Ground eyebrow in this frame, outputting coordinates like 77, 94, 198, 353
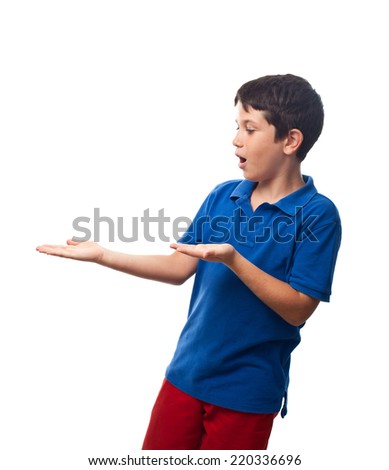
235, 119, 259, 126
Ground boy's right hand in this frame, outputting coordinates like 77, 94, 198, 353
36, 239, 104, 263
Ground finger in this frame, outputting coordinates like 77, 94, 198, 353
173, 244, 193, 254
36, 244, 67, 251
174, 245, 205, 258
67, 239, 80, 246
170, 243, 194, 253
36, 246, 66, 256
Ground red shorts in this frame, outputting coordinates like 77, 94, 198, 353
142, 379, 277, 450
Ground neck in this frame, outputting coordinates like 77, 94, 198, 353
250, 170, 304, 208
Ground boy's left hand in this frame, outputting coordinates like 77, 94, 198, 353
170, 243, 236, 265
171, 242, 319, 325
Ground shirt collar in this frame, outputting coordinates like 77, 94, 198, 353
230, 175, 317, 216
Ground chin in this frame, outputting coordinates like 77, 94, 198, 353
242, 170, 262, 182
243, 175, 259, 182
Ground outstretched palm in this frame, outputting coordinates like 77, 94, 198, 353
36, 239, 104, 263
170, 243, 236, 264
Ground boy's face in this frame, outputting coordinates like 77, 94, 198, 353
233, 102, 287, 182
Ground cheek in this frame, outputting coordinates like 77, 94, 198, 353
250, 142, 272, 160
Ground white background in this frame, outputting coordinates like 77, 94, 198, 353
1, 1, 388, 468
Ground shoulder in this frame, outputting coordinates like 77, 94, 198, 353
190, 180, 243, 219
307, 192, 341, 225
202, 179, 244, 204
210, 179, 243, 194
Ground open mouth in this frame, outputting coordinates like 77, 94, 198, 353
238, 156, 247, 168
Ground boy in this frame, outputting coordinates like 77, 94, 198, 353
37, 74, 341, 450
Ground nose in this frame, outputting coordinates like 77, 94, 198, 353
232, 131, 243, 148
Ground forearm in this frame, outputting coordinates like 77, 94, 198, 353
170, 242, 320, 324
226, 251, 319, 326
98, 248, 196, 285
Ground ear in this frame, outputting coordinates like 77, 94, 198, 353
283, 129, 304, 156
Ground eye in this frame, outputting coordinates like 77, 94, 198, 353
246, 128, 255, 134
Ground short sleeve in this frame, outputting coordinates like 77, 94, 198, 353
288, 221, 342, 302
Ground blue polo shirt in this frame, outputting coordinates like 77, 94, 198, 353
165, 176, 341, 416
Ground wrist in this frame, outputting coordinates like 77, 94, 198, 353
223, 245, 241, 269
97, 246, 110, 266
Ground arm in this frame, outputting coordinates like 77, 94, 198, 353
171, 243, 320, 326
36, 240, 198, 285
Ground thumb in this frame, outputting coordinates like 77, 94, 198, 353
67, 239, 81, 246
